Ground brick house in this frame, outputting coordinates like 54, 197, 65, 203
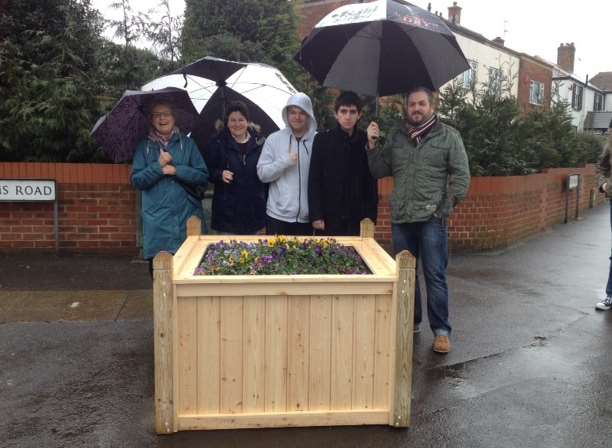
553, 42, 612, 132
442, 14, 520, 101
587, 71, 612, 132
297, 0, 354, 40
441, 4, 553, 113
516, 54, 553, 113
297, 1, 554, 115
590, 72, 612, 109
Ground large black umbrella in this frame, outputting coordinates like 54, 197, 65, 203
295, 0, 469, 97
91, 87, 199, 162
142, 57, 297, 147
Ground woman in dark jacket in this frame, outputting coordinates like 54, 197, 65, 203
204, 101, 266, 234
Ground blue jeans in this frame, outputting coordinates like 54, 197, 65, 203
607, 201, 612, 297
392, 216, 451, 336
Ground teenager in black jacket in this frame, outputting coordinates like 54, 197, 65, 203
308, 91, 378, 236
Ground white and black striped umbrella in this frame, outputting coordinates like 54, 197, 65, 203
295, 0, 469, 97
142, 57, 297, 148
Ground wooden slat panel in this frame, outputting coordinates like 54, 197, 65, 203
364, 239, 397, 275
352, 295, 376, 410
197, 296, 220, 414
330, 296, 354, 410
220, 297, 243, 414
264, 296, 287, 412
372, 295, 392, 409
174, 238, 207, 278
308, 295, 332, 411
287, 296, 310, 411
177, 409, 389, 430
176, 282, 393, 298
243, 296, 266, 413
177, 298, 198, 414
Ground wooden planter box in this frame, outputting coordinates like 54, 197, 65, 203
153, 219, 415, 433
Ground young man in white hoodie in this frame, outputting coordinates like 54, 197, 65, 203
257, 92, 318, 235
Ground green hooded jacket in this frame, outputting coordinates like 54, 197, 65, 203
368, 119, 470, 223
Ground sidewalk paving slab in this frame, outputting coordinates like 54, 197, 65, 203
0, 289, 153, 323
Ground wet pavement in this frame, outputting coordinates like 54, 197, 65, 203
1, 204, 612, 447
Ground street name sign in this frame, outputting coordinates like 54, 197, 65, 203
0, 180, 56, 201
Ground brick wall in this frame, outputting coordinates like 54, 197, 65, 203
1, 163, 606, 254
0, 163, 137, 253
374, 165, 605, 252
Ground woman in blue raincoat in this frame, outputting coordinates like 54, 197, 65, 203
132, 101, 209, 273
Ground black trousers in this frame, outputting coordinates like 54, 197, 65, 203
265, 215, 313, 236
314, 219, 361, 237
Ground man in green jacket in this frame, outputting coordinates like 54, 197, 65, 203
367, 87, 470, 354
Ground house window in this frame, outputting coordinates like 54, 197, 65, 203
571, 84, 583, 111
529, 80, 545, 105
594, 92, 604, 111
488, 67, 502, 95
462, 60, 478, 89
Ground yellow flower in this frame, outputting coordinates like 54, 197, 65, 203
270, 236, 288, 248
240, 250, 251, 263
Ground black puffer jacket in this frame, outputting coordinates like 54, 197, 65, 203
203, 126, 266, 234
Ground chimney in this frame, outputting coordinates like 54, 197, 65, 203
493, 37, 505, 46
448, 2, 461, 25
557, 42, 575, 73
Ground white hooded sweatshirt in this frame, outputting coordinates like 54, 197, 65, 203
257, 92, 317, 223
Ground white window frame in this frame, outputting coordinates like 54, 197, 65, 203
488, 67, 502, 95
529, 80, 545, 106
594, 92, 604, 112
571, 84, 583, 111
462, 60, 478, 89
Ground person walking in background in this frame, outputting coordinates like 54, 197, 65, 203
366, 87, 470, 354
308, 91, 378, 236
257, 92, 317, 235
595, 122, 612, 311
132, 101, 209, 275
203, 101, 266, 234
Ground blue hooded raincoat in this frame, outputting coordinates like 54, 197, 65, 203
132, 133, 209, 259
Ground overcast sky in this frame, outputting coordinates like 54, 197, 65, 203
91, 0, 611, 79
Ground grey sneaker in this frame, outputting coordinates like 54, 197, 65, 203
595, 296, 612, 311
413, 323, 421, 334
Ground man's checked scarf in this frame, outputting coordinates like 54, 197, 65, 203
407, 114, 438, 144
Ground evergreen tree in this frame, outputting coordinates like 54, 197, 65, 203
108, 0, 147, 89
95, 39, 163, 100
0, 0, 109, 162
182, 0, 302, 82
142, 0, 183, 72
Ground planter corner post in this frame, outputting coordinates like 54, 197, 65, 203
153, 251, 176, 434
390, 249, 416, 428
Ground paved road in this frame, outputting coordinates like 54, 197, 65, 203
1, 204, 611, 447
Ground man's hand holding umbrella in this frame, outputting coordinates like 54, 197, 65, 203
367, 122, 380, 150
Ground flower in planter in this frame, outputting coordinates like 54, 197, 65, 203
194, 237, 370, 276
